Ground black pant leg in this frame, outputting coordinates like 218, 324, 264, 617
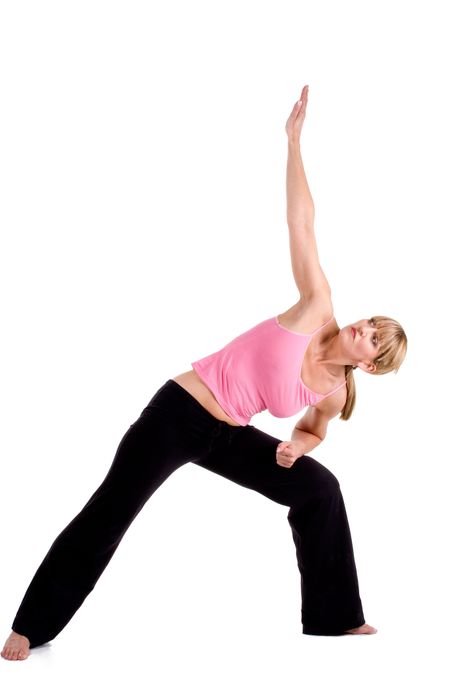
192, 423, 365, 635
11, 389, 214, 649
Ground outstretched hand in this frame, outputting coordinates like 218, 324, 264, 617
276, 440, 305, 468
285, 84, 309, 141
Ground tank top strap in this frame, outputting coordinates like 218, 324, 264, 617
310, 315, 335, 336
321, 379, 347, 400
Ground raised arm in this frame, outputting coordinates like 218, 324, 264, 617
285, 86, 331, 299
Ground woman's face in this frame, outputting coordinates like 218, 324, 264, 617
341, 318, 380, 371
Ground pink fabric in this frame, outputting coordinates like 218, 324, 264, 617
191, 315, 347, 426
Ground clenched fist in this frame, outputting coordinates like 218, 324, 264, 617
276, 440, 305, 468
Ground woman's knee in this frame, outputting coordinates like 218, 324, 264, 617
286, 458, 342, 519
297, 455, 341, 497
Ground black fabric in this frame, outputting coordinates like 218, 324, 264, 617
11, 379, 364, 648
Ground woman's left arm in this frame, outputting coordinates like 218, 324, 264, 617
285, 85, 314, 226
276, 387, 347, 468
285, 86, 331, 299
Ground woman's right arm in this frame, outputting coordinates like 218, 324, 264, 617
285, 86, 331, 300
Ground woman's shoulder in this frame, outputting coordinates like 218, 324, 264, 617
276, 293, 334, 334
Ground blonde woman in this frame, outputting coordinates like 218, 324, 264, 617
2, 85, 407, 660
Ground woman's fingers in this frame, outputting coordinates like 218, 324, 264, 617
297, 84, 309, 112
277, 456, 294, 468
285, 85, 308, 137
276, 440, 304, 468
289, 86, 308, 117
277, 442, 291, 453
276, 444, 295, 467
300, 84, 309, 101
288, 101, 301, 123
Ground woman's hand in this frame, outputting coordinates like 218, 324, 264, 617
285, 84, 309, 142
276, 440, 305, 468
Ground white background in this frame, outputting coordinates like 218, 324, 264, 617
1, 0, 448, 672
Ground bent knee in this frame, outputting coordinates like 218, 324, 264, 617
299, 455, 341, 496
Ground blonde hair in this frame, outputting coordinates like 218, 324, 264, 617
340, 315, 408, 421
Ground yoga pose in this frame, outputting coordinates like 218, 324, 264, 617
2, 85, 407, 660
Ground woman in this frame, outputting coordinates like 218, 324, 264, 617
2, 84, 407, 660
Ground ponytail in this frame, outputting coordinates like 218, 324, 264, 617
340, 365, 356, 421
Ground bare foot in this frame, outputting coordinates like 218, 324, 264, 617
1, 631, 31, 660
345, 623, 377, 635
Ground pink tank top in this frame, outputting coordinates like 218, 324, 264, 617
191, 314, 347, 426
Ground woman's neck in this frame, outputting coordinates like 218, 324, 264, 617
316, 331, 352, 369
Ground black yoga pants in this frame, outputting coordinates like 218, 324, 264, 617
11, 379, 365, 648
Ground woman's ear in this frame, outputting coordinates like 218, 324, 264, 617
357, 360, 377, 374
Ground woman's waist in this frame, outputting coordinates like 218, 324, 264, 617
171, 370, 242, 426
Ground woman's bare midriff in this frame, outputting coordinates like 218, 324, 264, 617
171, 370, 243, 426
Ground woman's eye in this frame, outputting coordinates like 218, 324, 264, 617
369, 319, 378, 346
